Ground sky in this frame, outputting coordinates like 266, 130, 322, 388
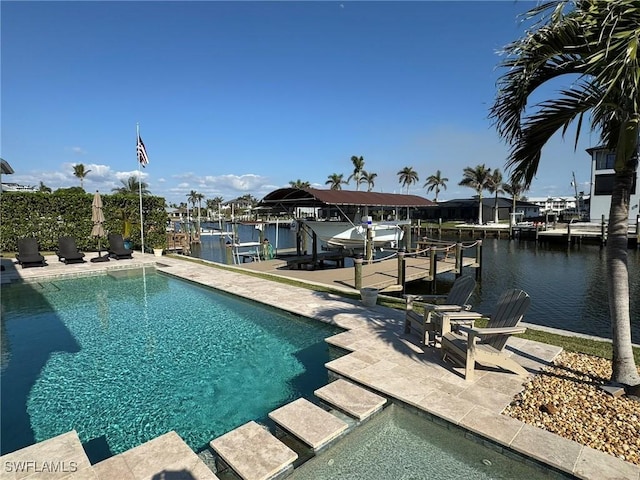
1, 1, 599, 206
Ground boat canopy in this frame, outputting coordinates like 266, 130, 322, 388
259, 187, 435, 210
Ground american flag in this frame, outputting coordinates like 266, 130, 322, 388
137, 133, 149, 167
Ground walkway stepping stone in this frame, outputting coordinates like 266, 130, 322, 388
209, 421, 297, 480
315, 378, 387, 421
0, 430, 94, 479
93, 431, 218, 480
268, 398, 348, 452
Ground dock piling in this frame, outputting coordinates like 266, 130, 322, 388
354, 257, 363, 291
397, 249, 406, 291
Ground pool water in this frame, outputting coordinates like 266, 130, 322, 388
288, 404, 571, 479
0, 268, 342, 460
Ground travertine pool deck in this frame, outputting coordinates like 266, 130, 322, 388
1, 253, 638, 480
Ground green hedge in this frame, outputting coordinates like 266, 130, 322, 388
0, 191, 168, 252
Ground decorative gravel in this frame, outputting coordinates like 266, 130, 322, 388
504, 351, 640, 465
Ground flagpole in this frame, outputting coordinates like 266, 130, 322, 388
137, 123, 145, 255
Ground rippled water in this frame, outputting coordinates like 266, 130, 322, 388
0, 269, 341, 459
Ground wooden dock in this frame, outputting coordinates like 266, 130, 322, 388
235, 240, 481, 294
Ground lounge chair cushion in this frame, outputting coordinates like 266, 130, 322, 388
108, 234, 133, 259
16, 238, 46, 268
56, 236, 86, 264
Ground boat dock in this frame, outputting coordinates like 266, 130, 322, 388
235, 240, 482, 294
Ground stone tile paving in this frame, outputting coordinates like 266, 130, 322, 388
1, 254, 638, 480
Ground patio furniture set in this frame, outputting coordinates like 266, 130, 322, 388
404, 275, 531, 381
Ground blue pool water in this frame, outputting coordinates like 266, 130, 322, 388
0, 268, 342, 460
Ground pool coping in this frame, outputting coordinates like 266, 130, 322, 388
1, 253, 638, 480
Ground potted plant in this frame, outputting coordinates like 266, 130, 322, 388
146, 229, 166, 257
121, 210, 133, 250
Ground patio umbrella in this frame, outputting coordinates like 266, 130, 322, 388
91, 191, 106, 258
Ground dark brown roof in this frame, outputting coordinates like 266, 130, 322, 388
259, 187, 435, 208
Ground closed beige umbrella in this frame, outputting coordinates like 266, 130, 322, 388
91, 191, 107, 260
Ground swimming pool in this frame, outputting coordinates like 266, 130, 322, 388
287, 404, 572, 479
0, 268, 342, 461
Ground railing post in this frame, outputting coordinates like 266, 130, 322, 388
225, 241, 234, 265
366, 228, 374, 264
397, 248, 406, 290
475, 239, 483, 281
455, 242, 462, 275
601, 214, 606, 248
637, 215, 640, 250
567, 222, 572, 245
354, 256, 363, 291
429, 247, 437, 293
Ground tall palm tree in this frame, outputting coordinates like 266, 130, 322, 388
486, 168, 504, 223
423, 170, 448, 202
187, 190, 204, 225
361, 171, 378, 192
503, 179, 527, 225
490, 0, 639, 386
289, 179, 310, 189
348, 155, 365, 191
112, 176, 150, 195
206, 196, 224, 223
397, 166, 419, 194
326, 173, 347, 190
458, 164, 491, 224
72, 164, 91, 190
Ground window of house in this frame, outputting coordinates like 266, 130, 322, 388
595, 151, 616, 170
594, 173, 637, 195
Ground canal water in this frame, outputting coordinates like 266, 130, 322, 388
190, 223, 639, 344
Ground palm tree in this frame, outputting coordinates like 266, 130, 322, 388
490, 0, 639, 386
458, 164, 491, 224
423, 170, 448, 202
326, 173, 347, 190
361, 171, 378, 192
38, 181, 52, 193
503, 180, 527, 226
397, 166, 419, 194
72, 164, 91, 190
289, 179, 310, 189
486, 168, 504, 224
348, 155, 365, 191
112, 176, 150, 195
187, 190, 204, 226
206, 196, 224, 223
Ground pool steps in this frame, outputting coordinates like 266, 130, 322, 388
209, 379, 387, 480
0, 378, 386, 480
268, 398, 349, 452
314, 378, 387, 421
209, 421, 297, 480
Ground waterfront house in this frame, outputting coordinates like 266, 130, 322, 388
417, 197, 541, 224
527, 195, 590, 220
587, 145, 640, 223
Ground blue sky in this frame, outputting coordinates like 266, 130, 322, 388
2, 1, 597, 205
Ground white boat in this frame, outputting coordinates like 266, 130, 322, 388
303, 220, 409, 248
200, 228, 233, 236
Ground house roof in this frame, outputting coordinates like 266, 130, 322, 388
259, 188, 435, 208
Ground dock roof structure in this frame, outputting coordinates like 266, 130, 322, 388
259, 187, 435, 209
